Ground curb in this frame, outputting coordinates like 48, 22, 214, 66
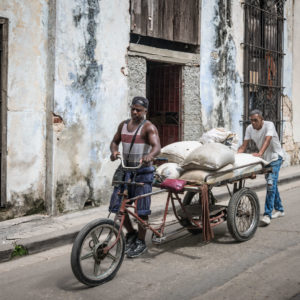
0, 227, 81, 263
1, 174, 299, 263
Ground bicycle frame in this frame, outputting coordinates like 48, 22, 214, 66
102, 156, 228, 254
102, 182, 224, 254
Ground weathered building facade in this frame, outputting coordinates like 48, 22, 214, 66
0, 0, 299, 220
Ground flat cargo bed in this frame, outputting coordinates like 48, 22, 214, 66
183, 162, 272, 190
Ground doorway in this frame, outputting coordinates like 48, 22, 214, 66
147, 61, 182, 147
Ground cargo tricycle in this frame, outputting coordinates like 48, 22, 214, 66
71, 156, 271, 286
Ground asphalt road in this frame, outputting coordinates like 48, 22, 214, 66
0, 183, 299, 300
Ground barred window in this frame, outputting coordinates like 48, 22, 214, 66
242, 0, 285, 139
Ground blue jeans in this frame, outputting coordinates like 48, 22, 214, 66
264, 157, 284, 218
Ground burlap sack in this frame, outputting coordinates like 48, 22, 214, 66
199, 128, 239, 151
180, 164, 234, 184
199, 128, 231, 144
156, 163, 183, 179
181, 142, 235, 170
232, 153, 268, 176
160, 141, 202, 164
234, 153, 268, 167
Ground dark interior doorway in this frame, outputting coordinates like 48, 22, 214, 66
147, 61, 182, 147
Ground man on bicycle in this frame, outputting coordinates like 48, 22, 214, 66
109, 96, 161, 258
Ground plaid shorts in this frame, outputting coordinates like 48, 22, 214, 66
109, 166, 155, 216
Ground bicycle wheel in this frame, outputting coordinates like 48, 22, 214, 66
71, 218, 125, 286
227, 188, 260, 242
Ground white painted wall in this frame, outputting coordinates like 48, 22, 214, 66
2, 0, 299, 218
52, 0, 130, 211
0, 0, 48, 207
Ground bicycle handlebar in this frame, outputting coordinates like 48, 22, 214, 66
117, 155, 143, 170
116, 155, 168, 170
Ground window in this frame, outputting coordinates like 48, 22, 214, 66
130, 0, 200, 46
243, 0, 285, 138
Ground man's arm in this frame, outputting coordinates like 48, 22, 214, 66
253, 136, 272, 157
142, 122, 161, 163
238, 140, 249, 153
110, 121, 124, 161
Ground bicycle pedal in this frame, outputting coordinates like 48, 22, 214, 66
151, 235, 166, 244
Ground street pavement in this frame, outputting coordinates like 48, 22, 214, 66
0, 165, 299, 263
0, 182, 299, 300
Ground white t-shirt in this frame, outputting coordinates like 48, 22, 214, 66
244, 121, 284, 163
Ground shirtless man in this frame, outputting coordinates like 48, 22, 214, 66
109, 96, 161, 257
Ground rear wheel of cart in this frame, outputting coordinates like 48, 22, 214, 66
71, 218, 125, 286
227, 188, 260, 242
179, 192, 202, 234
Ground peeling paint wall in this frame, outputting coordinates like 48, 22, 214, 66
199, 0, 299, 166
0, 0, 48, 219
200, 0, 244, 141
182, 65, 202, 140
2, 0, 300, 220
282, 0, 300, 165
52, 0, 130, 213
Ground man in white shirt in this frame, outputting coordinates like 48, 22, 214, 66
238, 109, 284, 225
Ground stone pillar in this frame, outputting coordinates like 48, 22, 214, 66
182, 65, 202, 141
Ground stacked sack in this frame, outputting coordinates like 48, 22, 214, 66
179, 142, 235, 184
159, 141, 202, 164
199, 127, 239, 151
156, 141, 201, 180
232, 153, 268, 176
156, 129, 237, 182
156, 128, 268, 184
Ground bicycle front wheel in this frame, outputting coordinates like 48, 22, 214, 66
71, 218, 125, 286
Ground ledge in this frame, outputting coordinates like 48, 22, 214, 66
128, 43, 200, 65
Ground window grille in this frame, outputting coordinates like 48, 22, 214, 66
242, 0, 285, 139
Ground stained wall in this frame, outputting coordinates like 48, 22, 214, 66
51, 0, 130, 213
0, 0, 48, 219
200, 0, 244, 141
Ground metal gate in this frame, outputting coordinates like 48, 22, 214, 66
147, 62, 182, 147
242, 0, 285, 138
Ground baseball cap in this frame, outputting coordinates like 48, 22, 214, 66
131, 96, 149, 109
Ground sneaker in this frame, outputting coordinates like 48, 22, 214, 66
126, 239, 147, 258
125, 230, 138, 253
272, 210, 285, 219
261, 215, 271, 226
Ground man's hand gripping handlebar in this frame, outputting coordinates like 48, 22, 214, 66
116, 155, 168, 170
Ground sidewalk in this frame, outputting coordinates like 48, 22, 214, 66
0, 165, 299, 263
